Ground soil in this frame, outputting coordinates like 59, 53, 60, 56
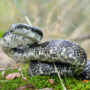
0, 46, 17, 68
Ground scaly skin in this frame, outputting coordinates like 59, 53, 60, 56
0, 23, 90, 80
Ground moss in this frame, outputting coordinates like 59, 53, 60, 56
0, 31, 4, 38
0, 64, 90, 90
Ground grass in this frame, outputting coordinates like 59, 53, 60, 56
0, 64, 90, 90
0, 31, 4, 39
0, 0, 90, 89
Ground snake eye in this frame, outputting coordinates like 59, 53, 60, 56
10, 30, 13, 32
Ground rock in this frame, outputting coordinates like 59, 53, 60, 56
0, 47, 17, 68
6, 73, 21, 80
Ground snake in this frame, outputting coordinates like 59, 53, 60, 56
0, 23, 90, 80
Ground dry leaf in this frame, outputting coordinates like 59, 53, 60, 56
48, 79, 54, 85
83, 80, 90, 82
16, 83, 34, 90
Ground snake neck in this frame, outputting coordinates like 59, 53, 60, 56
0, 31, 47, 62
0, 31, 36, 61
1, 32, 87, 68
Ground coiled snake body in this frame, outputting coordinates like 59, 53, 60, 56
1, 24, 90, 79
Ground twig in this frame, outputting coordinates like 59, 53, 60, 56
13, 0, 66, 89
14, 0, 32, 26
54, 63, 66, 90
53, 1, 67, 90
2, 71, 5, 76
18, 67, 27, 80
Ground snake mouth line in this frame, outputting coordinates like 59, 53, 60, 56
10, 23, 43, 37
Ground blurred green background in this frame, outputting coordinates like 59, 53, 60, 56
0, 0, 90, 58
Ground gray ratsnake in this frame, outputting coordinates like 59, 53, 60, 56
0, 23, 90, 80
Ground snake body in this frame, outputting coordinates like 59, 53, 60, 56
0, 23, 90, 80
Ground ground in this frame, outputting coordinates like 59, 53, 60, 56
0, 32, 90, 90
0, 0, 90, 89
0, 64, 90, 90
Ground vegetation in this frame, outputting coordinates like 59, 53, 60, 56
0, 0, 90, 58
0, 64, 90, 90
0, 0, 90, 90
0, 32, 4, 39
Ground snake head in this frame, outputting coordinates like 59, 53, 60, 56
9, 23, 43, 36
9, 23, 43, 42
9, 23, 32, 34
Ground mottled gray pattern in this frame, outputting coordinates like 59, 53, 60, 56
28, 61, 90, 80
29, 61, 75, 76
0, 23, 90, 80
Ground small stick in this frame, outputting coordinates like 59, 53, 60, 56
16, 63, 27, 80
14, 0, 32, 26
2, 71, 5, 76
18, 67, 27, 80
54, 63, 66, 90
0, 68, 19, 71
